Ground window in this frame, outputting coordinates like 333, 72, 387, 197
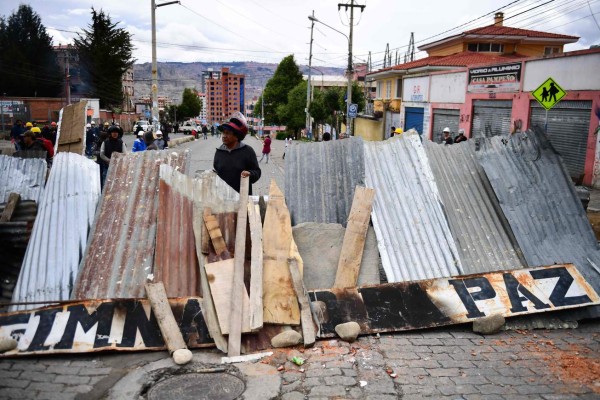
376, 81, 383, 98
467, 43, 504, 52
395, 79, 402, 98
385, 81, 392, 99
544, 46, 561, 55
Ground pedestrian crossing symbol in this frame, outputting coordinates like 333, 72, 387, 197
532, 77, 567, 110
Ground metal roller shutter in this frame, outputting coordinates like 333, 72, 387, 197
404, 107, 424, 134
530, 100, 591, 180
432, 109, 460, 143
471, 100, 512, 138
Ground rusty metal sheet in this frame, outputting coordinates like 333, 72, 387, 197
72, 150, 190, 300
0, 297, 214, 357
0, 155, 46, 204
309, 264, 600, 336
57, 100, 87, 155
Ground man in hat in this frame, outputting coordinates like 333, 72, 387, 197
99, 125, 127, 187
454, 128, 467, 144
154, 130, 167, 150
132, 131, 147, 152
442, 127, 454, 145
213, 112, 261, 194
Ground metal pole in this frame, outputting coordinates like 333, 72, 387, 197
1, 94, 4, 134
346, 0, 354, 137
306, 11, 314, 140
66, 53, 71, 105
151, 0, 158, 131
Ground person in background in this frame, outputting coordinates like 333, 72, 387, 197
132, 131, 147, 152
145, 131, 158, 151
10, 119, 24, 151
210, 125, 215, 137
259, 134, 271, 163
31, 127, 54, 165
454, 128, 467, 144
85, 123, 95, 157
154, 131, 166, 150
394, 127, 403, 136
322, 131, 331, 141
390, 126, 396, 139
115, 122, 124, 139
442, 127, 454, 145
99, 126, 127, 187
20, 130, 45, 154
213, 112, 261, 194
45, 121, 58, 146
283, 134, 292, 159
202, 124, 208, 140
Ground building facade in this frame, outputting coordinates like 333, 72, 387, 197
206, 67, 245, 124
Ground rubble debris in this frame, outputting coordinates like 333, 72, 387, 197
271, 330, 302, 348
221, 351, 273, 364
473, 313, 505, 334
335, 322, 361, 342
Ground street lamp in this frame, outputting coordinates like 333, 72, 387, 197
151, 0, 180, 132
308, 15, 353, 137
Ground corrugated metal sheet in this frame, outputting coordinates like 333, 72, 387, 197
285, 138, 365, 226
0, 155, 46, 203
154, 166, 239, 298
424, 140, 526, 274
72, 150, 190, 300
10, 153, 101, 311
476, 128, 600, 293
364, 134, 463, 282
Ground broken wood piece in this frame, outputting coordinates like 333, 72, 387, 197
203, 207, 231, 259
228, 176, 250, 357
262, 181, 302, 325
201, 208, 210, 255
288, 257, 316, 347
248, 201, 264, 331
221, 351, 273, 364
192, 202, 228, 353
0, 193, 20, 223
333, 186, 376, 289
145, 282, 193, 365
204, 259, 251, 335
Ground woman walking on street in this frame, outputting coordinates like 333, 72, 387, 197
259, 135, 271, 163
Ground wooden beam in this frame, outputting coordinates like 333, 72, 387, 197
247, 202, 263, 331
192, 203, 228, 353
205, 259, 251, 334
0, 193, 20, 223
262, 181, 302, 325
288, 257, 315, 347
333, 186, 375, 289
203, 207, 231, 259
227, 176, 249, 357
145, 282, 191, 363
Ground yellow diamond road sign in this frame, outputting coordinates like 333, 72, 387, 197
532, 77, 567, 110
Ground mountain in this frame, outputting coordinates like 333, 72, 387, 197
133, 61, 345, 103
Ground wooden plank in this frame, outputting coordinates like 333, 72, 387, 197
0, 193, 20, 222
203, 207, 231, 259
228, 176, 250, 357
192, 202, 228, 353
145, 282, 188, 354
262, 181, 302, 325
248, 202, 264, 331
288, 257, 315, 347
333, 186, 376, 289
201, 208, 210, 255
204, 259, 251, 335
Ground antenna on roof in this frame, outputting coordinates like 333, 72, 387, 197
404, 32, 415, 63
383, 43, 390, 68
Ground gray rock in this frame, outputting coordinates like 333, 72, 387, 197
0, 338, 17, 352
473, 314, 505, 334
271, 330, 303, 348
335, 322, 361, 342
292, 223, 380, 290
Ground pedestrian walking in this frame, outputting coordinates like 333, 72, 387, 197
10, 119, 24, 151
99, 125, 127, 187
202, 125, 208, 140
213, 112, 261, 194
259, 135, 271, 163
132, 131, 147, 152
283, 135, 293, 159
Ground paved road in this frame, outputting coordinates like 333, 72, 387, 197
1, 134, 600, 399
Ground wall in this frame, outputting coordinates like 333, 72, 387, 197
427, 42, 464, 57
523, 53, 600, 91
514, 43, 552, 57
355, 117, 383, 141
430, 72, 467, 103
25, 98, 64, 122
403, 76, 430, 103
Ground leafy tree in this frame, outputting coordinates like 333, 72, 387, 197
277, 80, 307, 134
75, 8, 134, 109
0, 5, 62, 96
338, 81, 366, 114
260, 55, 303, 125
177, 88, 201, 119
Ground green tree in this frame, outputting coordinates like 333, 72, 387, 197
75, 8, 134, 109
338, 82, 366, 114
177, 88, 201, 119
277, 80, 307, 134
0, 5, 62, 96
260, 55, 303, 125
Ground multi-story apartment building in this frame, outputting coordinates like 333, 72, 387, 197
206, 67, 245, 124
198, 92, 207, 123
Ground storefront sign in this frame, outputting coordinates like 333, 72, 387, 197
468, 62, 522, 93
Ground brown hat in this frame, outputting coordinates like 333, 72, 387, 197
21, 130, 35, 139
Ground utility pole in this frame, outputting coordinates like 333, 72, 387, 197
338, 1, 364, 137
66, 52, 71, 105
151, 0, 179, 131
261, 88, 264, 137
306, 10, 314, 140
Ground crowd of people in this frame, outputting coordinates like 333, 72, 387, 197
10, 119, 57, 166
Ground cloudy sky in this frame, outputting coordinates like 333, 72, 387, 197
2, 0, 599, 72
